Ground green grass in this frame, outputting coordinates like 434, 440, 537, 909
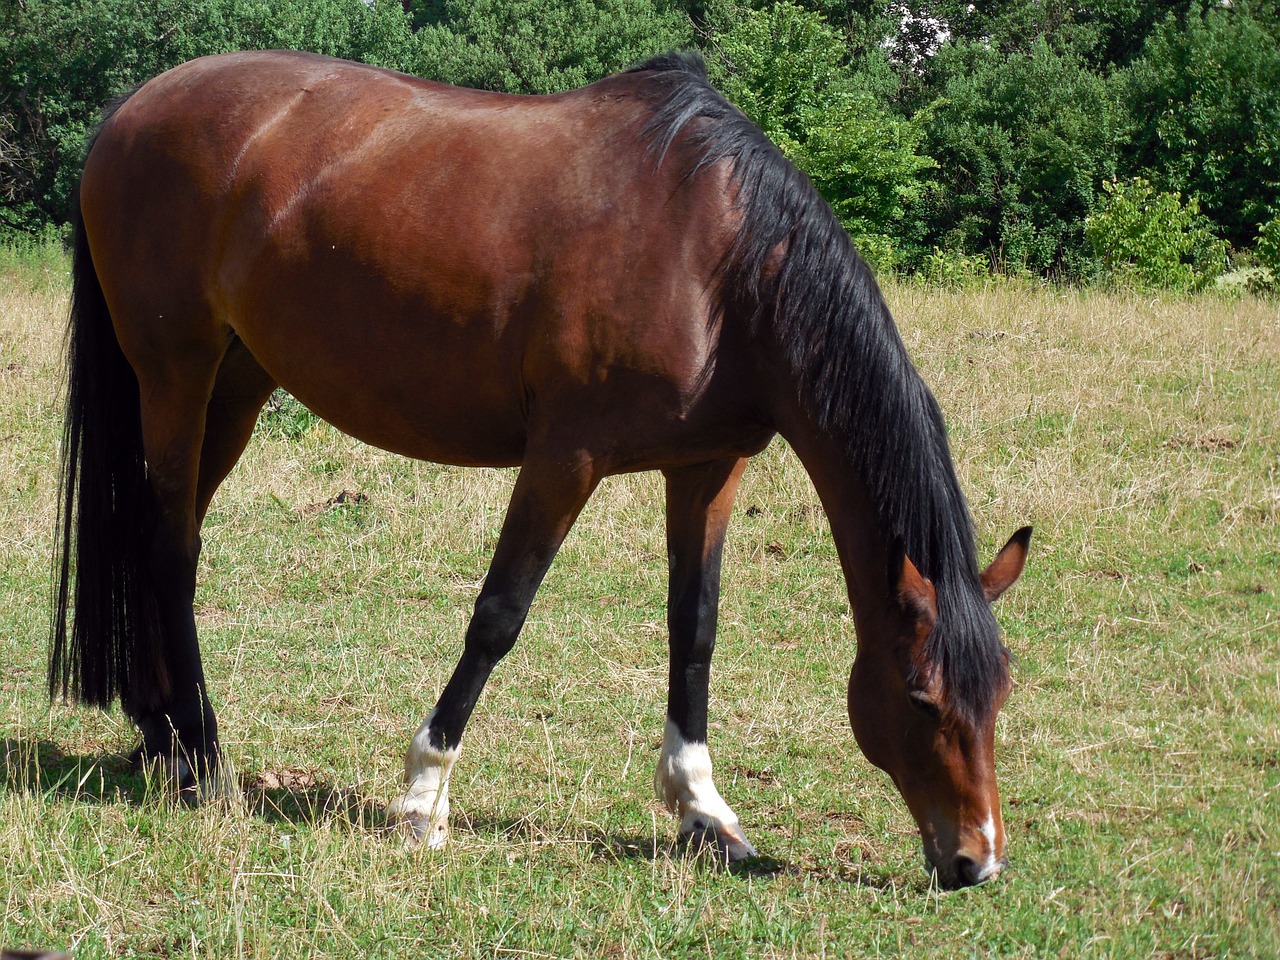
2, 254, 1277, 957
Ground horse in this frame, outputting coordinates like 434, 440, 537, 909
51, 50, 1031, 888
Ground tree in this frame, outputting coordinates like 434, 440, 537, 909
1122, 2, 1280, 247
913, 37, 1124, 275
708, 1, 935, 268
406, 0, 693, 94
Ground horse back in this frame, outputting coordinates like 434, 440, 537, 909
79, 52, 765, 469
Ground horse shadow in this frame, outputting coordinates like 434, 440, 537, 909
241, 769, 386, 829
0, 738, 142, 804
445, 812, 904, 888
1, 739, 904, 889
0, 737, 384, 828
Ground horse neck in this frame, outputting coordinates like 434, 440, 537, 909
747, 264, 981, 628
775, 412, 897, 632
763, 354, 976, 642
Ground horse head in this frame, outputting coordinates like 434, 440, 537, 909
848, 527, 1031, 888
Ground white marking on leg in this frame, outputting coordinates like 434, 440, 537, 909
654, 718, 756, 859
386, 711, 458, 849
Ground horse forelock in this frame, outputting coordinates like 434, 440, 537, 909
635, 54, 1007, 722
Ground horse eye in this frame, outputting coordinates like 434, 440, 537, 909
908, 690, 942, 718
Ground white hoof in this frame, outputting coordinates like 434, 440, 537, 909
679, 817, 758, 863
386, 792, 450, 850
389, 722, 458, 850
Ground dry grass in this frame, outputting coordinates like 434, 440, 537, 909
2, 253, 1277, 958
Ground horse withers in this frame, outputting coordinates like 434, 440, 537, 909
51, 50, 1030, 888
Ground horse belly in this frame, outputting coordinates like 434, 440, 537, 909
225, 266, 531, 467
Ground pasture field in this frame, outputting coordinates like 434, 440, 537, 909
1, 249, 1277, 958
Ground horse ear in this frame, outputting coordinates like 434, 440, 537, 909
889, 539, 937, 625
981, 526, 1033, 603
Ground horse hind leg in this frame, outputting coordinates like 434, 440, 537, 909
195, 339, 277, 523
130, 336, 275, 794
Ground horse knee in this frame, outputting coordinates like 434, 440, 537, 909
463, 593, 526, 662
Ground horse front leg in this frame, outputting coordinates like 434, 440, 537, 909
655, 458, 757, 863
387, 450, 601, 848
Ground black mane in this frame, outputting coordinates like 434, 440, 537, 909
632, 52, 1007, 720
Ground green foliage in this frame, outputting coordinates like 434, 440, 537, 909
913, 246, 990, 288
709, 1, 934, 270
0, 223, 70, 292
0, 0, 416, 234
1085, 178, 1229, 292
259, 390, 321, 441
914, 38, 1124, 277
406, 0, 693, 94
1122, 2, 1280, 248
917, 0, 1187, 65
1072, 0, 1189, 66
1247, 215, 1280, 293
1256, 217, 1280, 275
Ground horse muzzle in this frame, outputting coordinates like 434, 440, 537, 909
931, 851, 1008, 889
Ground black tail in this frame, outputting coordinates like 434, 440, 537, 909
51, 117, 165, 715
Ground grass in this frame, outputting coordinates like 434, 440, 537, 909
2, 247, 1277, 958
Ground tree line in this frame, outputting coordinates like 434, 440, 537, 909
3, 0, 1278, 289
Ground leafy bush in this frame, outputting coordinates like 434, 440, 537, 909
709, 1, 934, 270
914, 38, 1124, 278
913, 247, 991, 288
1256, 217, 1280, 276
1085, 178, 1228, 292
406, 0, 692, 94
1245, 216, 1280, 293
1121, 3, 1280, 249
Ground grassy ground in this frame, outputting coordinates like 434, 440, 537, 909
2, 248, 1277, 958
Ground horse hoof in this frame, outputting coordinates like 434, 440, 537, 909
386, 795, 450, 851
679, 823, 758, 864
130, 743, 197, 787
129, 741, 233, 804
391, 815, 449, 851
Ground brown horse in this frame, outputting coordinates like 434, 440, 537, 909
52, 50, 1030, 888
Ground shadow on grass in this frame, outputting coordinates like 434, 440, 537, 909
2, 739, 911, 890
448, 812, 906, 889
0, 736, 385, 830
242, 774, 387, 830
0, 738, 144, 804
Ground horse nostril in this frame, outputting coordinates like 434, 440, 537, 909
954, 854, 986, 887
